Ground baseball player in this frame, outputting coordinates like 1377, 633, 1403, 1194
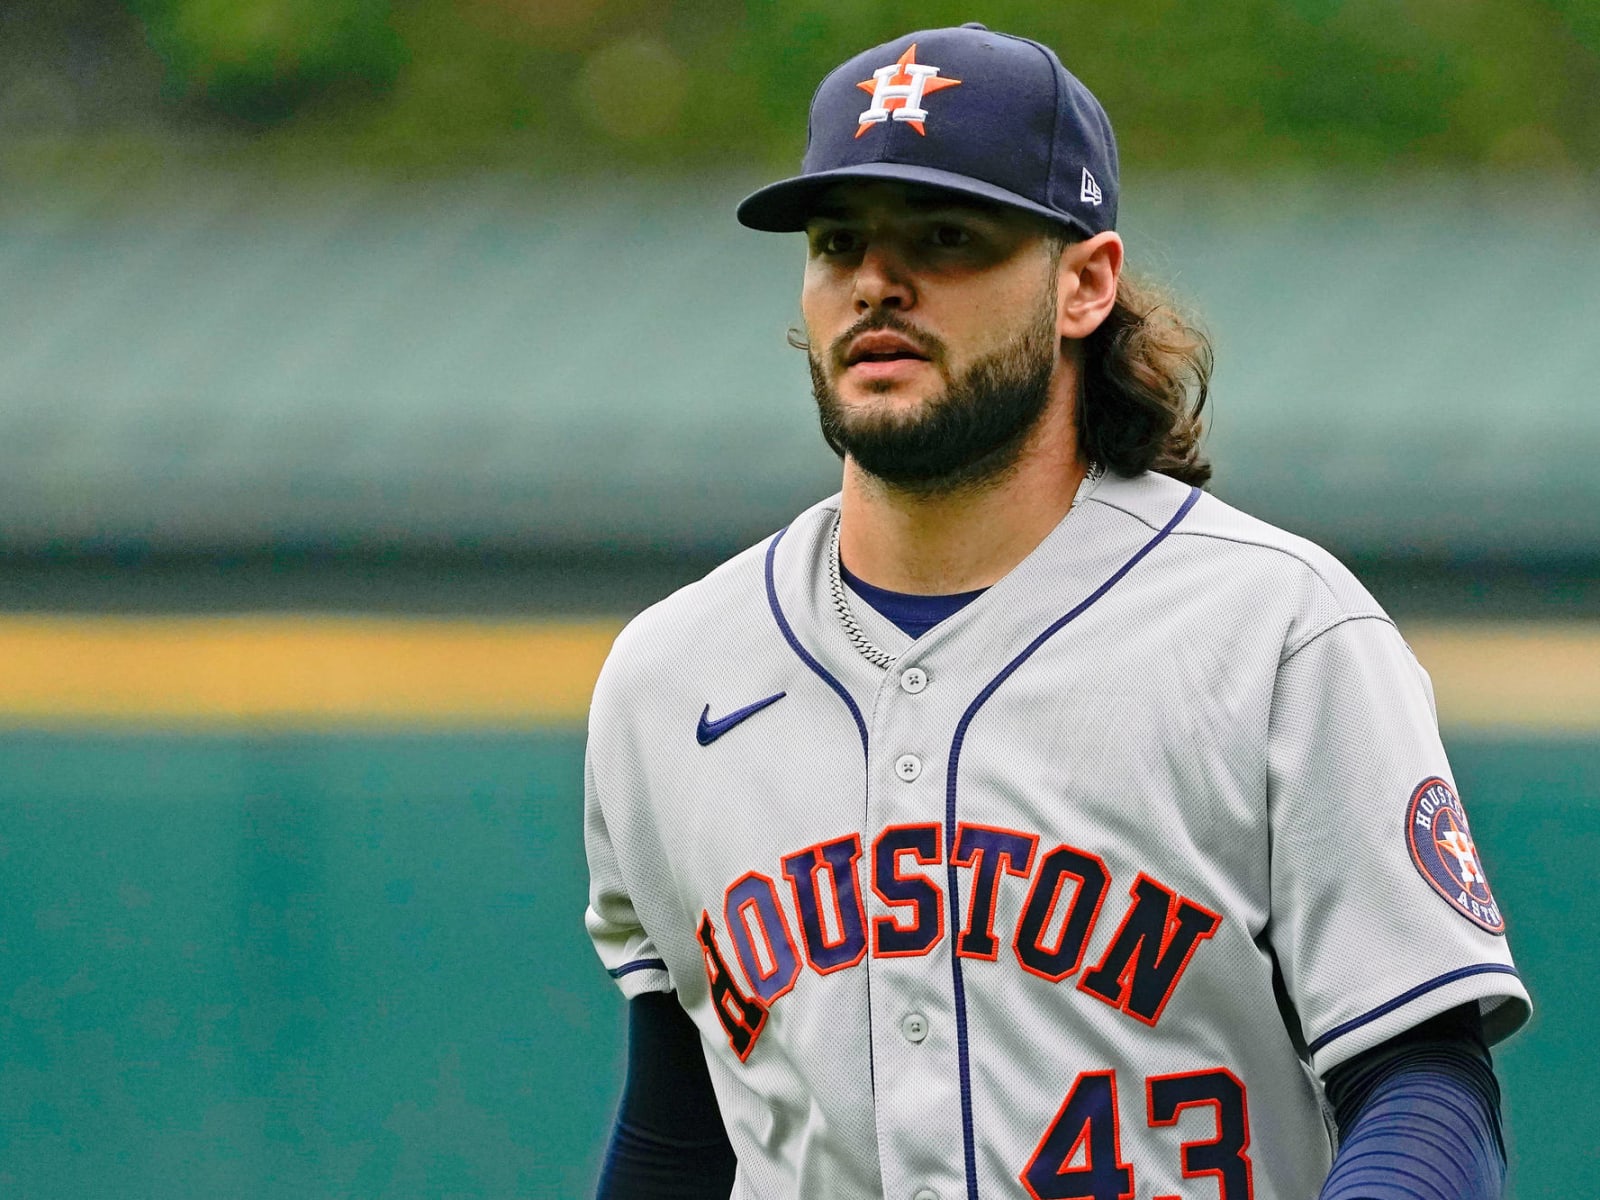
585, 24, 1529, 1200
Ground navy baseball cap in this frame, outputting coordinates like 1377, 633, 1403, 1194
737, 24, 1118, 239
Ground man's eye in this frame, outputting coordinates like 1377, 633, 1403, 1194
815, 229, 858, 255
930, 225, 972, 248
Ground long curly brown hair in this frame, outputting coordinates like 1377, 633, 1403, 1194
1078, 272, 1214, 487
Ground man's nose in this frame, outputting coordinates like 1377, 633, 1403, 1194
852, 243, 915, 313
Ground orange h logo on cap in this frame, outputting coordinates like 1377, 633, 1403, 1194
855, 44, 962, 137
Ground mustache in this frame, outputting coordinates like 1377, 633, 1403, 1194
826, 313, 946, 372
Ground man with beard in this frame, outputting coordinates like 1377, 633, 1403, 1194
584, 24, 1527, 1200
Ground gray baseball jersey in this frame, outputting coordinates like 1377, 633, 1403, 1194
585, 469, 1529, 1200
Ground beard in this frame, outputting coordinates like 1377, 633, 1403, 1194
807, 298, 1059, 495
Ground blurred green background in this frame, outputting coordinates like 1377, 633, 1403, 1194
12, 0, 1600, 172
0, 1, 1596, 1197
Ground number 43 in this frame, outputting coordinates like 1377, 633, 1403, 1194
1022, 1068, 1253, 1200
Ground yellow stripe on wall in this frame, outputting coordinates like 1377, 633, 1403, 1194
1406, 622, 1600, 736
0, 616, 1593, 734
0, 615, 623, 728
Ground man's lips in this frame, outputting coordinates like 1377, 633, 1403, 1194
843, 330, 931, 366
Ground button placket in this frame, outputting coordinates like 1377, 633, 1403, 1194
867, 653, 960, 1199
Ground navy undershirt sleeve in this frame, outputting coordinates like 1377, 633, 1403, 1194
595, 992, 735, 1200
838, 560, 987, 638
1319, 1003, 1506, 1200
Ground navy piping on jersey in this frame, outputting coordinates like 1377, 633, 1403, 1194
1307, 963, 1521, 1056
765, 525, 869, 765
765, 522, 878, 1097
945, 485, 1201, 1200
608, 958, 668, 979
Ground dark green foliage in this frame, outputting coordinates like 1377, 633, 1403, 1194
86, 0, 1600, 169
130, 0, 404, 123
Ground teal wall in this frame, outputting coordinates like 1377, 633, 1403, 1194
0, 734, 621, 1199
0, 732, 1593, 1197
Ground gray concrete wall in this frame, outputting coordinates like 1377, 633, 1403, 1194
3, 171, 1596, 559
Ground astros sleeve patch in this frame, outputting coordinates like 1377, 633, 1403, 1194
1406, 777, 1505, 934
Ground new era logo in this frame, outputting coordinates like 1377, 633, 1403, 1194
1080, 168, 1102, 206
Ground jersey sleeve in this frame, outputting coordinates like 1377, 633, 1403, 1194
1265, 613, 1531, 1075
585, 668, 675, 1000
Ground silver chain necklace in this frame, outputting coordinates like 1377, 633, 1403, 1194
828, 463, 1105, 670
827, 513, 901, 669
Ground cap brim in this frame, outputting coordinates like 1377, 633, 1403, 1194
736, 162, 1092, 237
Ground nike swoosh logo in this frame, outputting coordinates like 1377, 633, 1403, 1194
697, 692, 786, 746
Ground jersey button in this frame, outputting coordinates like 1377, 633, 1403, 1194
894, 754, 922, 782
900, 1012, 929, 1043
899, 667, 928, 694
912, 1189, 940, 1200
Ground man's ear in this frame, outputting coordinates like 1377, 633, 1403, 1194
1056, 232, 1123, 340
